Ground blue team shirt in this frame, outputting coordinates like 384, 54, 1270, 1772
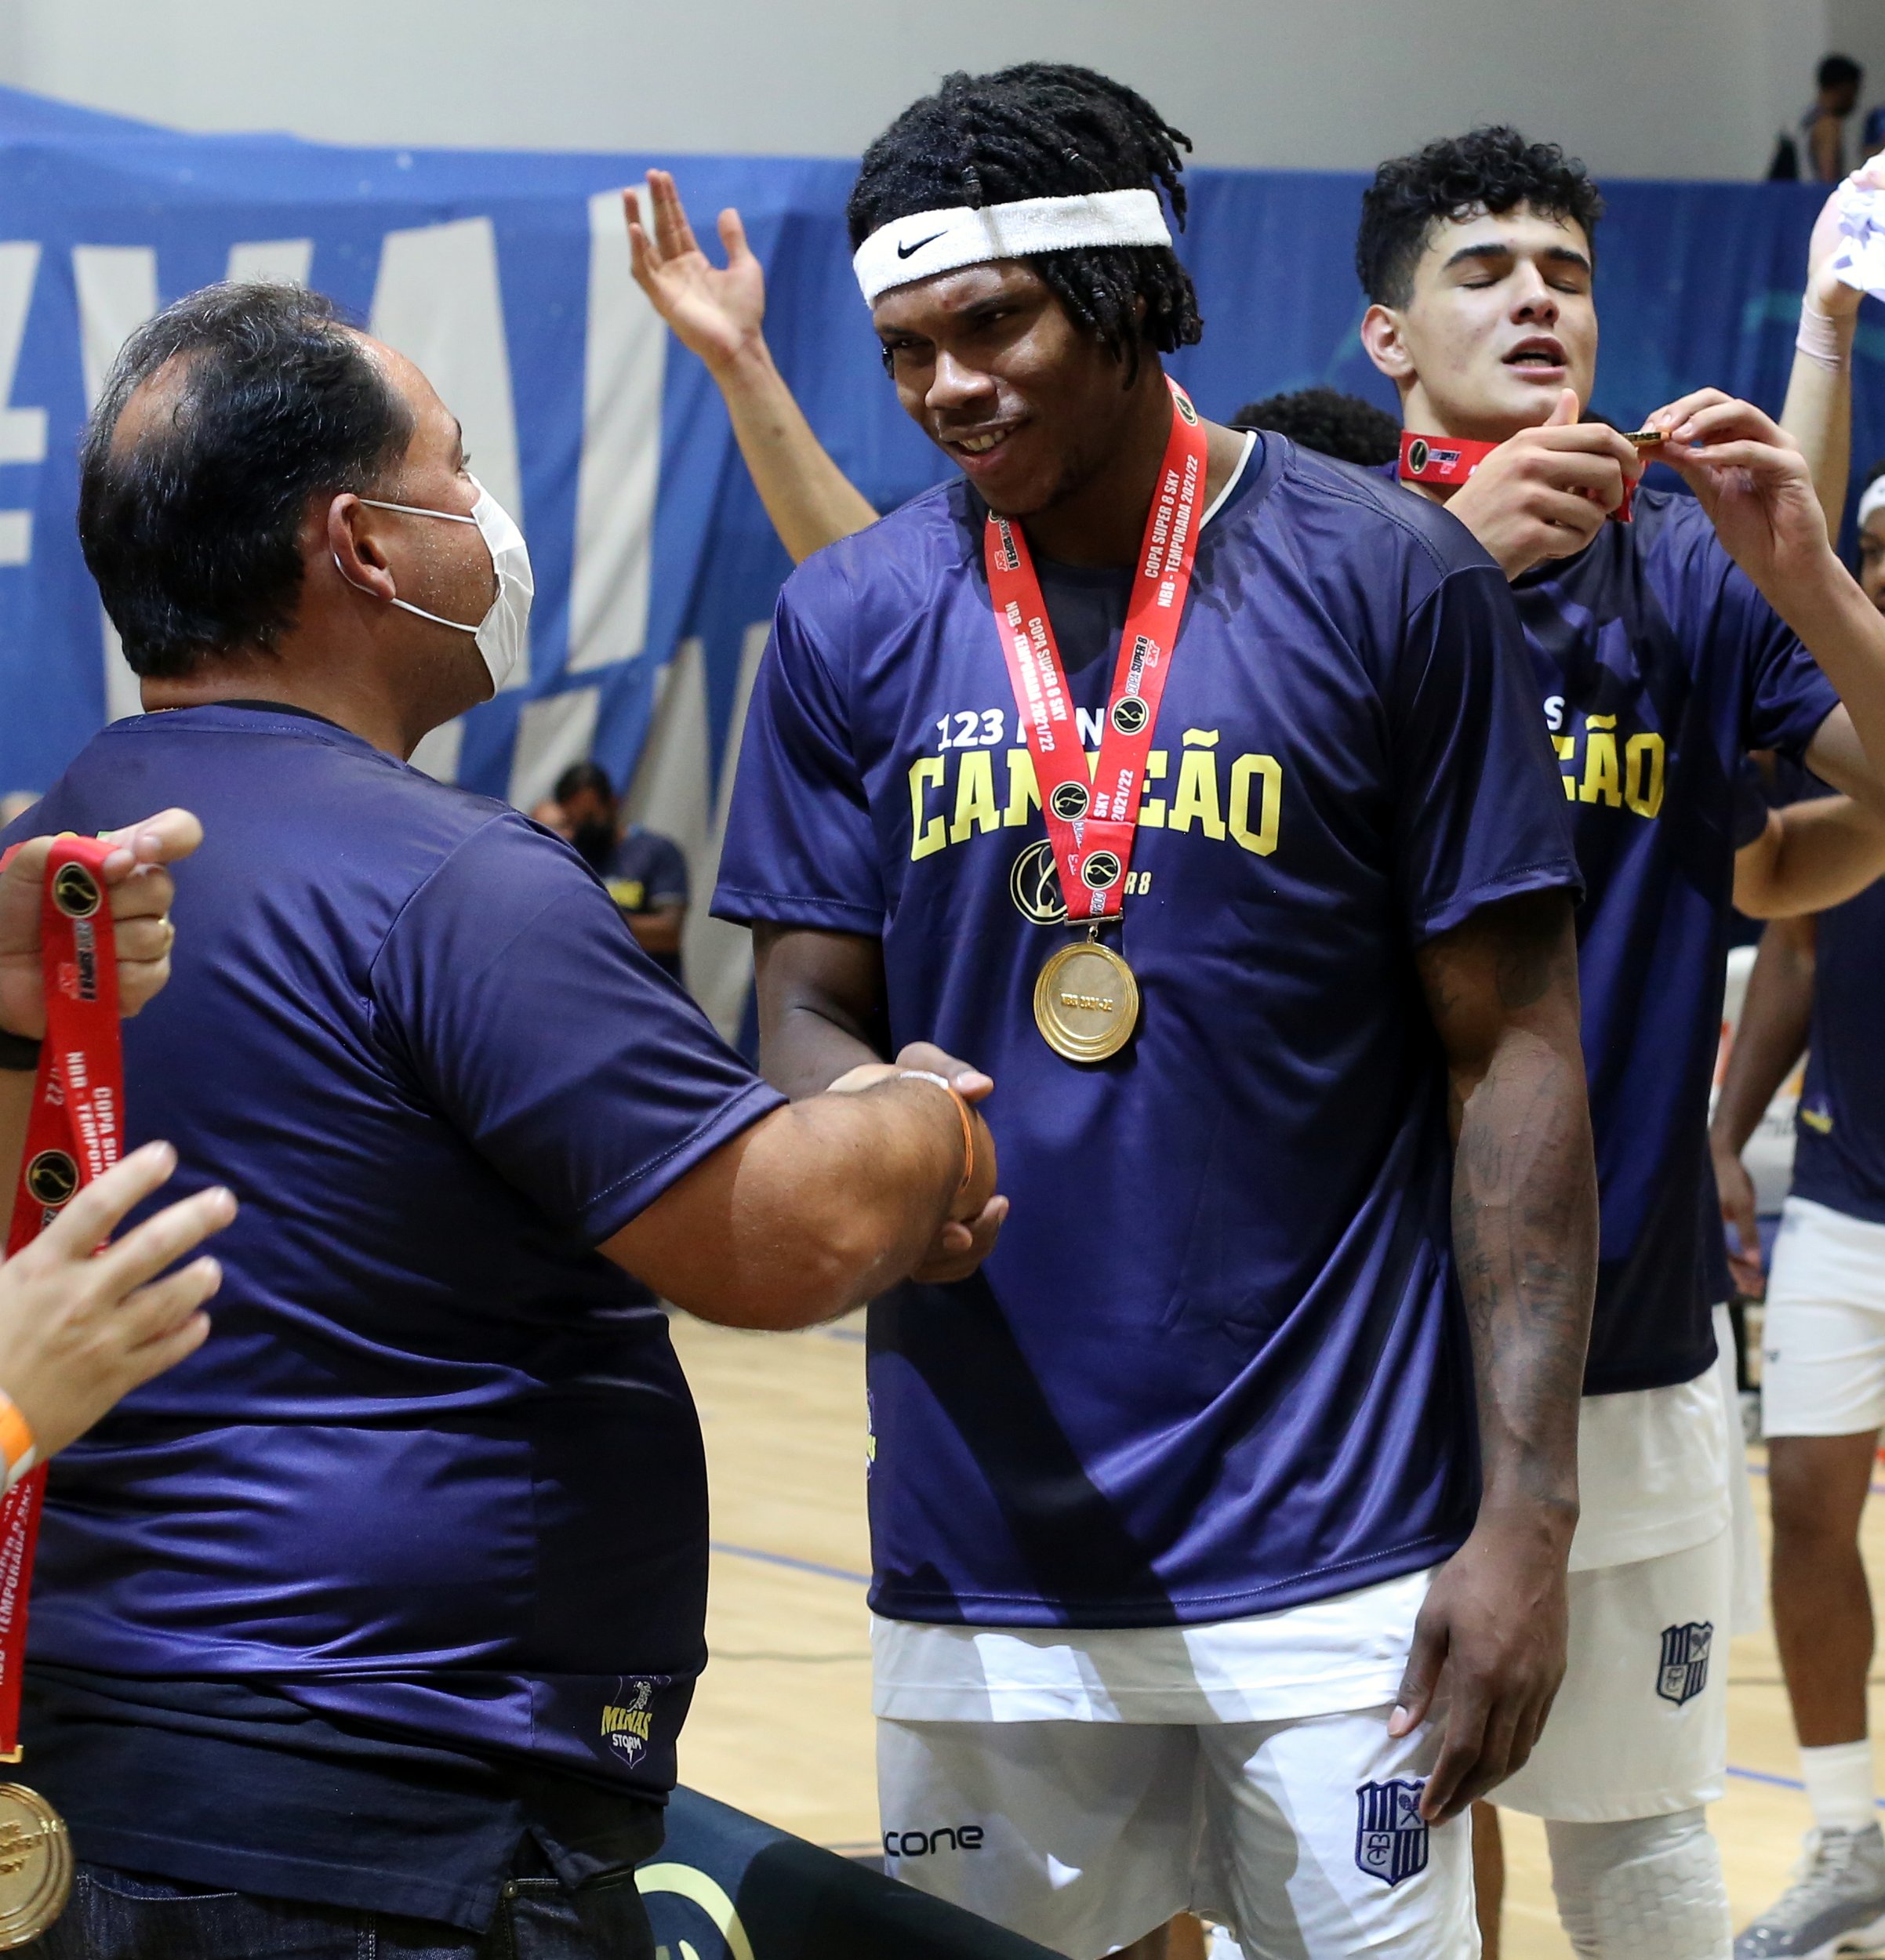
6, 705, 781, 1798
1793, 877, 1885, 1224
1502, 488, 1838, 1391
715, 438, 1581, 1628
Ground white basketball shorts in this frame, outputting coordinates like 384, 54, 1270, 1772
877, 1704, 1477, 1959
1762, 1196, 1885, 1439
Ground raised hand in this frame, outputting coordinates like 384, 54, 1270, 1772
1444, 389, 1642, 579
1807, 149, 1885, 321
1643, 390, 1839, 604
0, 808, 202, 1040
627, 169, 768, 375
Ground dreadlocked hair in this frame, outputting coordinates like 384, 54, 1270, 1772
848, 64, 1203, 376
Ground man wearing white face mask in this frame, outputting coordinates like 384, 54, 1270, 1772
9, 285, 1010, 1960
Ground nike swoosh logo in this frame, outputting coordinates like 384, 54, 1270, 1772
897, 231, 946, 260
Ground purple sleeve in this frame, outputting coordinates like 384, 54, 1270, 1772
1740, 605, 1840, 760
1732, 755, 1773, 851
713, 580, 885, 932
1391, 564, 1584, 942
1683, 534, 1840, 759
374, 815, 783, 1244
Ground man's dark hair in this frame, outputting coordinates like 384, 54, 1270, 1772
78, 282, 415, 681
1820, 53, 1863, 94
1230, 387, 1402, 467
847, 64, 1202, 376
554, 760, 616, 807
1356, 126, 1605, 308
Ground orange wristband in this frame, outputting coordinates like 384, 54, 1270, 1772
898, 1069, 975, 1198
0, 1392, 37, 1492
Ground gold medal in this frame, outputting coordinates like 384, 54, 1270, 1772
0, 1784, 71, 1947
1033, 938, 1140, 1063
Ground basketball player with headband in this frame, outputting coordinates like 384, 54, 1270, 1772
715, 64, 1598, 1959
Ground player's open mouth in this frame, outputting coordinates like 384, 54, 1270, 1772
1503, 336, 1567, 372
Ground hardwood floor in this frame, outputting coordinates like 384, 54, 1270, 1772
671, 1312, 1858, 1958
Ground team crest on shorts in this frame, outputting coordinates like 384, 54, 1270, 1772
1355, 1779, 1429, 1888
1656, 1621, 1712, 1706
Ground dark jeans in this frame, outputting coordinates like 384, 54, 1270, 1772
27, 1852, 656, 1960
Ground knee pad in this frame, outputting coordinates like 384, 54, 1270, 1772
1544, 1809, 1731, 1960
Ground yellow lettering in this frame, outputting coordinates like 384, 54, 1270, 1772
1624, 731, 1665, 818
950, 750, 999, 842
909, 757, 945, 860
1182, 728, 1221, 748
1585, 713, 1618, 730
1579, 727, 1621, 807
1171, 746, 1226, 839
1553, 735, 1576, 798
1228, 754, 1282, 856
1139, 750, 1168, 827
1003, 749, 1039, 827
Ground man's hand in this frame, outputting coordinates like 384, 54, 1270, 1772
1391, 1508, 1571, 1822
627, 170, 767, 376
889, 1043, 1006, 1281
1806, 152, 1885, 321
0, 1141, 234, 1460
833, 1043, 1007, 1282
1644, 390, 1838, 604
0, 808, 202, 1040
1712, 1141, 1765, 1299
1444, 390, 1641, 579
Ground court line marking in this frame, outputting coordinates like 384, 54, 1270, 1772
710, 1540, 872, 1586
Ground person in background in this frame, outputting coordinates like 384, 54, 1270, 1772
1711, 159, 1885, 1951
0, 793, 38, 826
1807, 56, 1865, 184
1229, 385, 1403, 466
547, 761, 688, 985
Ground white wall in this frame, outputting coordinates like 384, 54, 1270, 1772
0, 0, 1856, 181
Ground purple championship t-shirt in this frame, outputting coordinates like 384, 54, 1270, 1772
1793, 877, 1885, 1225
1498, 488, 1839, 1392
4, 705, 782, 1797
715, 437, 1582, 1629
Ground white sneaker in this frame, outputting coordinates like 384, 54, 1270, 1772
1735, 1824, 1885, 1958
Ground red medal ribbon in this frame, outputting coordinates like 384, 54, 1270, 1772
0, 836, 122, 1755
1400, 428, 1636, 521
984, 379, 1211, 923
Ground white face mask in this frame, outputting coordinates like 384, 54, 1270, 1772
336, 475, 533, 693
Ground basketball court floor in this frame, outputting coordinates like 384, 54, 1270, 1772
673, 1312, 1855, 1958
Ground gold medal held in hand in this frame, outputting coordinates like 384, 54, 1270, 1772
0, 1784, 71, 1947
1033, 938, 1141, 1063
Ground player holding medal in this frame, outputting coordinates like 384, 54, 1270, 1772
1358, 127, 1885, 1958
717, 66, 1597, 1958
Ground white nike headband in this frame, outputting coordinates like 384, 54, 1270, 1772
852, 188, 1173, 306
1860, 473, 1885, 532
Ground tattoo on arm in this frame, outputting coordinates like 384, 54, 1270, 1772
1416, 891, 1596, 1518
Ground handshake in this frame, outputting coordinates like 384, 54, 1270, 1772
829, 1041, 1007, 1287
